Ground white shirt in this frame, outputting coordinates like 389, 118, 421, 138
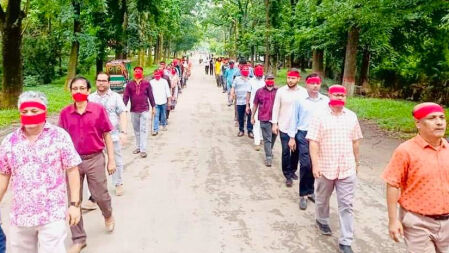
150, 79, 171, 105
271, 85, 307, 133
248, 77, 265, 105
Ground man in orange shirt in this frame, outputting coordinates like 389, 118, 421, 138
382, 102, 449, 252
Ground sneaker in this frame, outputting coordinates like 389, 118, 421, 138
286, 179, 293, 187
339, 244, 353, 253
115, 185, 124, 196
140, 152, 147, 158
308, 194, 315, 203
132, 149, 140, 154
316, 220, 332, 236
254, 145, 261, 151
291, 174, 299, 180
81, 199, 97, 210
299, 197, 307, 210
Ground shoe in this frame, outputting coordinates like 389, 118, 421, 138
105, 216, 115, 233
248, 132, 254, 139
81, 199, 97, 211
308, 194, 315, 203
254, 145, 261, 151
115, 185, 124, 196
299, 197, 307, 210
291, 174, 298, 180
140, 152, 147, 158
222, 91, 226, 93
152, 132, 158, 136
132, 149, 140, 154
316, 220, 332, 236
339, 244, 353, 253
237, 132, 244, 137
234, 121, 238, 127
265, 160, 272, 167
286, 179, 293, 187
68, 243, 87, 253
227, 103, 232, 107
162, 126, 167, 131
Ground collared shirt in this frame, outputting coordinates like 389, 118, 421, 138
288, 92, 330, 137
306, 107, 363, 180
225, 68, 238, 89
58, 102, 113, 155
0, 123, 82, 227
253, 86, 278, 121
232, 76, 251, 105
88, 89, 127, 142
123, 79, 156, 113
248, 77, 265, 105
150, 78, 171, 105
215, 62, 222, 75
271, 85, 308, 133
382, 135, 449, 216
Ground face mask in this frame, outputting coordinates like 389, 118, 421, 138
171, 69, 176, 75
73, 93, 88, 102
134, 72, 143, 80
254, 67, 264, 77
21, 112, 47, 125
329, 99, 345, 107
265, 80, 275, 87
241, 70, 249, 77
154, 74, 161, 80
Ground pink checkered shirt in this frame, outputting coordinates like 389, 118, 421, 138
306, 107, 363, 180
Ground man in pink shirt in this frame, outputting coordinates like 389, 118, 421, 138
59, 76, 116, 253
0, 91, 81, 253
306, 85, 363, 253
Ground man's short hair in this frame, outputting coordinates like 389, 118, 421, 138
305, 73, 320, 81
69, 76, 91, 90
96, 72, 110, 82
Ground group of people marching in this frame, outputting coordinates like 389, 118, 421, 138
211, 57, 449, 253
0, 58, 191, 253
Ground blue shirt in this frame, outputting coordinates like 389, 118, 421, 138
288, 92, 329, 137
225, 68, 239, 89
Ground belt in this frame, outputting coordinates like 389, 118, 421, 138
425, 214, 449, 221
80, 152, 102, 160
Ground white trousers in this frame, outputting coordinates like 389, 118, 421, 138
253, 114, 262, 145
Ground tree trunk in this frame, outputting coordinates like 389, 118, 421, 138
342, 26, 360, 96
312, 49, 324, 77
358, 47, 371, 93
159, 33, 164, 62
65, 0, 81, 90
264, 0, 270, 72
0, 0, 24, 108
251, 45, 255, 64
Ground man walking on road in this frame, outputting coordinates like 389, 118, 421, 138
247, 64, 266, 150
59, 77, 117, 253
89, 72, 128, 196
271, 69, 307, 187
225, 60, 238, 106
0, 91, 81, 253
231, 65, 253, 137
288, 74, 329, 210
251, 74, 278, 167
215, 57, 222, 87
123, 66, 156, 158
382, 102, 449, 253
150, 70, 172, 136
306, 85, 363, 253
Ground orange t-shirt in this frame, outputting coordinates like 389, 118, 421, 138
382, 135, 449, 216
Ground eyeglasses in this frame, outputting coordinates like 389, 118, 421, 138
71, 86, 88, 92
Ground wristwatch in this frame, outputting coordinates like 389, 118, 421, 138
70, 201, 80, 208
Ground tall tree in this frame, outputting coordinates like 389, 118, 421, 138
66, 0, 81, 88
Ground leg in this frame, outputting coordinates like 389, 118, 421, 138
160, 104, 167, 127
335, 175, 357, 246
130, 112, 141, 151
112, 140, 123, 187
290, 139, 300, 178
154, 105, 161, 133
253, 116, 262, 145
246, 109, 253, 133
435, 217, 449, 252
8, 225, 38, 253
237, 105, 245, 132
38, 220, 67, 253
0, 225, 5, 253
260, 122, 273, 161
297, 131, 314, 197
70, 164, 87, 244
139, 111, 149, 152
315, 176, 335, 225
85, 153, 113, 219
279, 131, 292, 180
400, 209, 440, 253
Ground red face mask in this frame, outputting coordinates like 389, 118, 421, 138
21, 112, 47, 125
329, 99, 345, 107
134, 72, 143, 80
154, 73, 162, 80
241, 69, 250, 77
265, 79, 275, 87
254, 67, 264, 77
73, 93, 88, 102
171, 69, 177, 75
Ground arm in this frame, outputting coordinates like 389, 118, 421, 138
123, 83, 130, 106
251, 102, 259, 125
386, 184, 403, 242
353, 140, 360, 173
66, 166, 81, 226
0, 174, 10, 203
309, 140, 321, 178
147, 83, 156, 114
103, 132, 116, 175
271, 92, 281, 134
246, 92, 251, 114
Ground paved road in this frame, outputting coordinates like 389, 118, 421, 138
1, 58, 406, 252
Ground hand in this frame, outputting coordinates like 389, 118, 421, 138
251, 117, 255, 125
119, 133, 128, 145
288, 138, 296, 151
107, 159, 116, 175
388, 219, 404, 243
245, 106, 251, 115
272, 124, 279, 135
67, 205, 81, 226
356, 165, 360, 175
313, 166, 322, 178
152, 110, 156, 116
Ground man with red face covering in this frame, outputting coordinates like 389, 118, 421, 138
168, 65, 180, 111
247, 64, 266, 150
0, 91, 81, 253
225, 60, 238, 106
150, 70, 172, 135
123, 67, 156, 158
59, 77, 117, 253
231, 65, 253, 137
306, 85, 363, 253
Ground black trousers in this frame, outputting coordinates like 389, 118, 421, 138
296, 130, 314, 196
279, 131, 299, 180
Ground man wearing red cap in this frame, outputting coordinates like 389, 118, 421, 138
247, 64, 266, 149
231, 65, 253, 137
306, 85, 363, 253
271, 68, 307, 187
150, 70, 172, 135
288, 73, 329, 210
382, 102, 449, 252
123, 66, 156, 158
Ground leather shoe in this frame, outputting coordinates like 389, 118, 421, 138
265, 160, 272, 167
68, 243, 87, 253
339, 244, 353, 253
248, 132, 254, 139
316, 220, 332, 236
286, 179, 293, 187
132, 149, 140, 154
237, 131, 244, 137
140, 152, 147, 158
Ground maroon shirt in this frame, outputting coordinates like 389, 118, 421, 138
58, 102, 113, 155
123, 79, 156, 113
253, 86, 278, 121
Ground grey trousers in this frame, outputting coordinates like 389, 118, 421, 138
131, 111, 149, 152
260, 121, 277, 162
112, 140, 123, 186
315, 174, 357, 246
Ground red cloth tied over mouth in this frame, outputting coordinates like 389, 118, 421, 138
328, 85, 347, 94
265, 80, 274, 86
413, 104, 444, 120
21, 112, 47, 125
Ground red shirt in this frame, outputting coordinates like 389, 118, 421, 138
253, 87, 278, 121
58, 102, 113, 155
123, 80, 156, 113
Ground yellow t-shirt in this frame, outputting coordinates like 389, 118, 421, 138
215, 62, 222, 75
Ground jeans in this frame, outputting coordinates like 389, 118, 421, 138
222, 76, 227, 92
279, 131, 299, 180
260, 121, 277, 161
236, 105, 253, 133
296, 130, 314, 197
154, 104, 167, 132
112, 140, 123, 186
0, 226, 5, 253
131, 111, 150, 152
